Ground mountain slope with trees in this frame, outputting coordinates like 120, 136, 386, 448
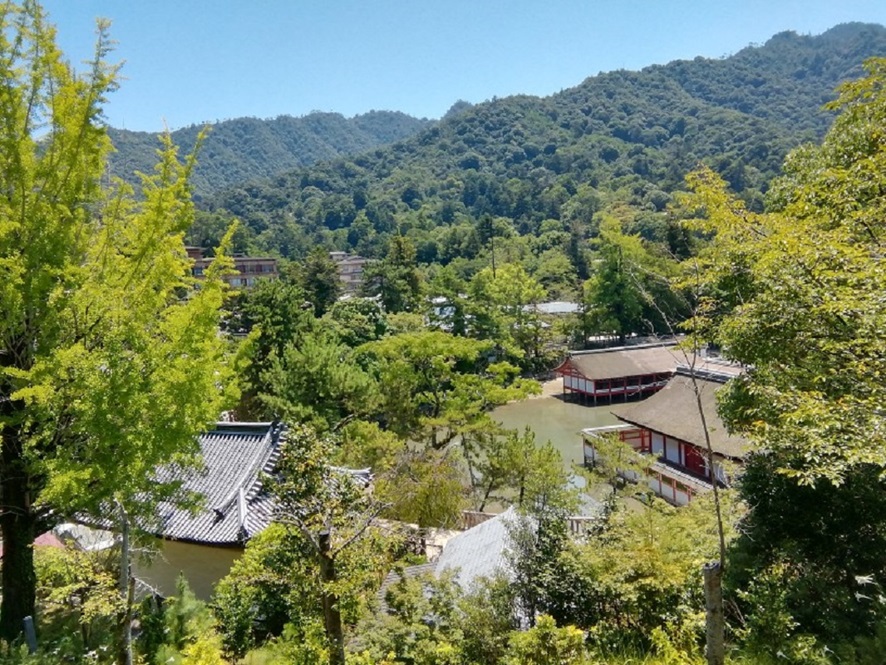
108, 110, 433, 199
201, 23, 886, 266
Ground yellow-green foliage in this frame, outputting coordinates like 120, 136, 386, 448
29, 546, 120, 657
0, 0, 235, 640
575, 493, 739, 651
505, 614, 586, 665
179, 634, 228, 665
154, 576, 227, 665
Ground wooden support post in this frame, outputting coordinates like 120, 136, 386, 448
116, 504, 133, 665
704, 562, 725, 665
22, 616, 36, 654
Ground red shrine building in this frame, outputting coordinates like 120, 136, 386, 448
582, 364, 746, 506
554, 343, 678, 404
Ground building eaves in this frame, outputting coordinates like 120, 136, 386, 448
613, 374, 748, 459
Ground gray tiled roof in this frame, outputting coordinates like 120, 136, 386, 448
150, 422, 373, 547
435, 507, 518, 589
153, 422, 285, 546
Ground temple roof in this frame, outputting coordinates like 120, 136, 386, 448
557, 343, 680, 380
153, 422, 284, 546
613, 369, 748, 459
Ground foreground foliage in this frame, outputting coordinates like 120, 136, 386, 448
682, 57, 886, 658
0, 0, 232, 643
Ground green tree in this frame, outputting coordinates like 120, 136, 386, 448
675, 65, 886, 654
581, 216, 649, 345
0, 3, 231, 640
266, 424, 393, 665
213, 524, 324, 658
297, 248, 343, 317
353, 570, 465, 664
683, 60, 886, 483
233, 277, 315, 418
354, 571, 517, 665
153, 576, 225, 665
729, 455, 886, 649
260, 331, 377, 432
427, 265, 469, 336
573, 494, 735, 652
505, 614, 586, 665
473, 428, 573, 512
356, 331, 537, 448
324, 297, 388, 347
360, 235, 423, 313
376, 448, 469, 529
468, 262, 548, 369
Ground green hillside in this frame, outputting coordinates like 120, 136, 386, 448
202, 23, 886, 263
108, 110, 433, 200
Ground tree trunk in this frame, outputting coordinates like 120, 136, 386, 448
0, 429, 37, 643
478, 476, 497, 512
704, 562, 725, 665
318, 531, 345, 665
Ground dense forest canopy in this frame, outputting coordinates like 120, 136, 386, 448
194, 23, 886, 269
108, 110, 433, 200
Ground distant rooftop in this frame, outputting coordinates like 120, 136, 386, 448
525, 301, 580, 315
562, 342, 680, 380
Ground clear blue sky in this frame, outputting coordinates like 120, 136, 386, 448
40, 0, 886, 132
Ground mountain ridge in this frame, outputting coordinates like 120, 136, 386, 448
195, 22, 886, 265
108, 109, 434, 199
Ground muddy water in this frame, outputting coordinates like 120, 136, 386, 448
491, 387, 619, 469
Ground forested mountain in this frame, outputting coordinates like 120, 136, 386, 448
108, 110, 433, 199
202, 23, 886, 263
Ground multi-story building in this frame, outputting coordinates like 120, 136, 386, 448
187, 246, 278, 289
329, 251, 369, 294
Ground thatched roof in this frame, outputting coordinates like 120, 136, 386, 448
558, 343, 680, 381
613, 369, 748, 459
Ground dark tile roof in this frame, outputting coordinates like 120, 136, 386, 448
614, 373, 748, 459
153, 422, 285, 546
150, 422, 373, 547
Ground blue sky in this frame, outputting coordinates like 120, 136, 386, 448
41, 1, 886, 132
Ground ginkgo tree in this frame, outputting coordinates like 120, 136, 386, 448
0, 1, 233, 643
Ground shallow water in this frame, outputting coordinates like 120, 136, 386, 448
491, 392, 619, 469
